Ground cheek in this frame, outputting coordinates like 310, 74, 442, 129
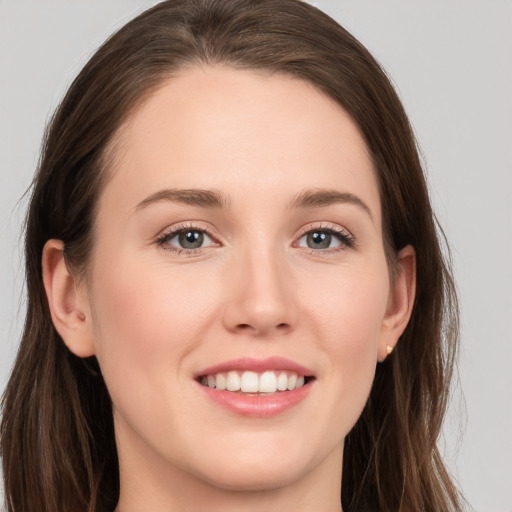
308, 261, 389, 351
88, 257, 215, 398
305, 264, 389, 422
86, 258, 223, 458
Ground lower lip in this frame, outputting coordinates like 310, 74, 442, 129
197, 381, 313, 418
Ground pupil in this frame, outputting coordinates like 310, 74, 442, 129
307, 231, 331, 249
179, 230, 203, 249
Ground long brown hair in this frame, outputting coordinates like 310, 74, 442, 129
1, 1, 462, 511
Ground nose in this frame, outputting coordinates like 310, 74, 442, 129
221, 247, 296, 337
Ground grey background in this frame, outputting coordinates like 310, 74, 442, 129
1, 1, 511, 510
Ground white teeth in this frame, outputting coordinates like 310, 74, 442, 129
201, 370, 308, 393
259, 371, 277, 393
287, 373, 297, 390
216, 372, 227, 391
276, 372, 288, 391
240, 371, 259, 392
226, 371, 241, 391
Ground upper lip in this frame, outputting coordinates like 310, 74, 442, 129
195, 357, 314, 378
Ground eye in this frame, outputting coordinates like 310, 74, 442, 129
157, 226, 217, 252
296, 227, 354, 251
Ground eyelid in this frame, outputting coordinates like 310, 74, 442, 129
153, 221, 355, 256
293, 222, 355, 250
155, 222, 221, 254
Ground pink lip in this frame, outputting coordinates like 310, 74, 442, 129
198, 383, 313, 418
195, 357, 314, 378
195, 357, 315, 418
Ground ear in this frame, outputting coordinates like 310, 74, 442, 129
378, 245, 416, 362
42, 239, 96, 357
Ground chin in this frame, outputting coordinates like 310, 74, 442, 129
199, 461, 304, 492
185, 438, 325, 493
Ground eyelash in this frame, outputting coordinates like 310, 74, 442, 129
295, 224, 355, 254
155, 222, 355, 255
156, 222, 219, 255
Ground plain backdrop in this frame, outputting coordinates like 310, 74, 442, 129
1, 1, 511, 511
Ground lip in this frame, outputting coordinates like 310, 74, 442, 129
195, 356, 314, 378
197, 383, 313, 417
195, 357, 315, 418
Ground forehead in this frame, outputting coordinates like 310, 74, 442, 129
100, 65, 380, 219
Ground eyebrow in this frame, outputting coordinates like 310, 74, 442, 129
289, 188, 374, 221
133, 186, 373, 221
133, 188, 229, 212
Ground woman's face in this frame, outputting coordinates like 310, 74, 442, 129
78, 67, 410, 496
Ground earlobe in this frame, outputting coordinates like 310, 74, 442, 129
42, 239, 96, 357
378, 245, 416, 362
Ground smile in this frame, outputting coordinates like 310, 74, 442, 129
195, 357, 315, 417
200, 370, 306, 393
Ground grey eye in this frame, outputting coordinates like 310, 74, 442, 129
166, 229, 214, 250
179, 230, 204, 249
297, 230, 343, 250
307, 232, 331, 249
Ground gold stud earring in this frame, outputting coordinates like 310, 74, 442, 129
386, 344, 394, 355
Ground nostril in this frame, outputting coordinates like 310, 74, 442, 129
234, 322, 291, 335
237, 324, 254, 331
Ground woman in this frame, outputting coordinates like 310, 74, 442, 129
1, 1, 463, 511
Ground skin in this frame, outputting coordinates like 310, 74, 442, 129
43, 66, 415, 512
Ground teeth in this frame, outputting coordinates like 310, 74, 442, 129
287, 373, 297, 390
216, 373, 227, 391
259, 371, 277, 393
240, 371, 259, 392
276, 372, 288, 391
226, 371, 241, 391
201, 370, 308, 393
